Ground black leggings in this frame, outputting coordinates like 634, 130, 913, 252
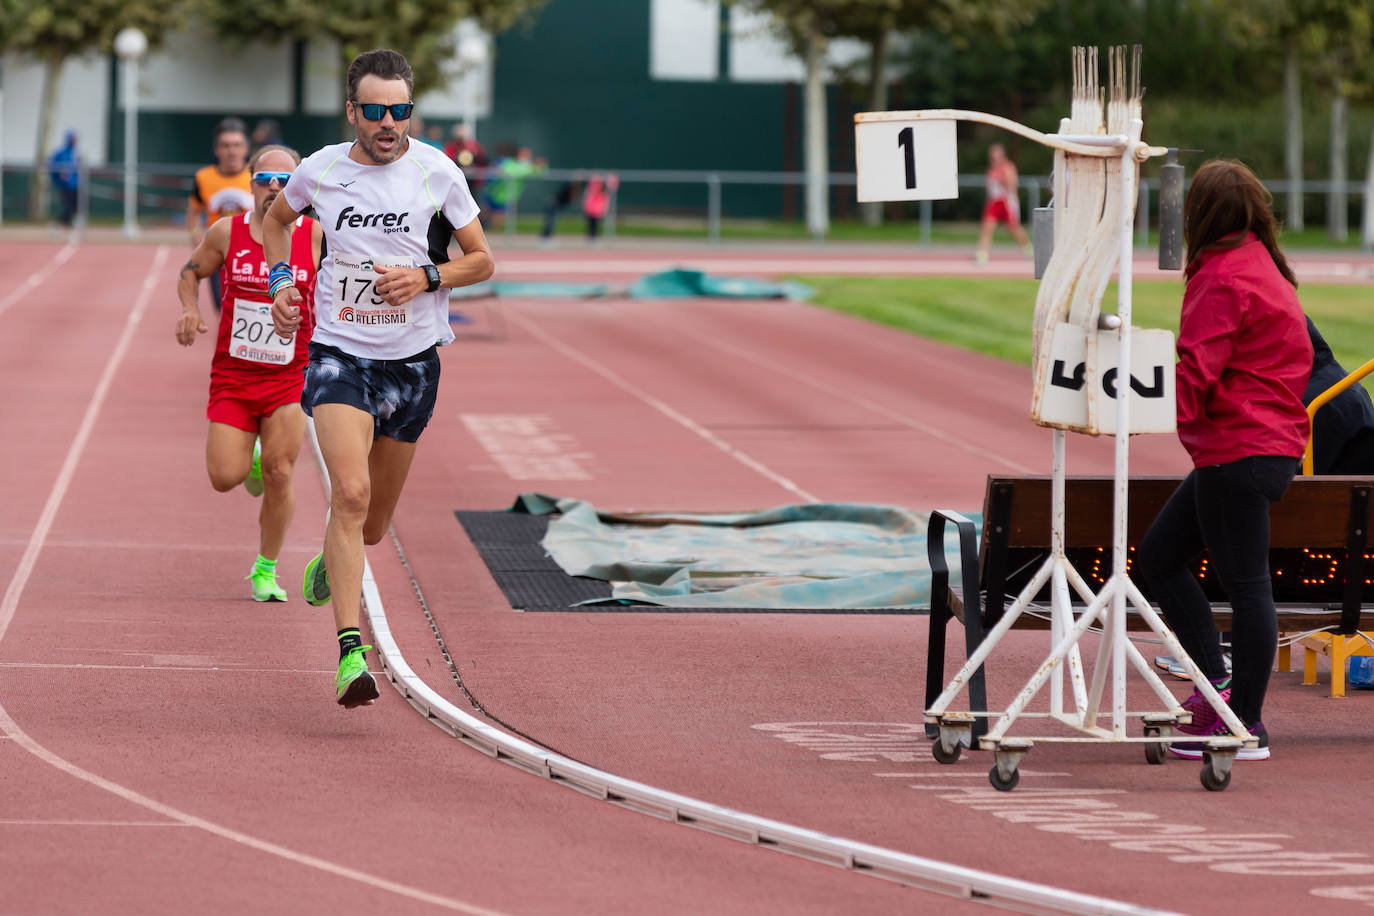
1136, 456, 1298, 724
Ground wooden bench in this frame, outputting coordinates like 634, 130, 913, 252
926, 474, 1374, 735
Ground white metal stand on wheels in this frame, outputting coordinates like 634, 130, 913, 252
854, 46, 1258, 791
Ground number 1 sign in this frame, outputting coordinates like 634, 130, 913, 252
854, 117, 958, 202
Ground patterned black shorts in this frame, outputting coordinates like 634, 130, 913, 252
301, 342, 441, 443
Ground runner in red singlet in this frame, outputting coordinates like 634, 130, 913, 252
975, 143, 1031, 264
175, 144, 323, 602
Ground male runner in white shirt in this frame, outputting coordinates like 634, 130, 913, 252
264, 48, 494, 708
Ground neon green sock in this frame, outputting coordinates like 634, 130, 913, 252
253, 555, 277, 573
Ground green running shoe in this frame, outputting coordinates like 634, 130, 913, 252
243, 438, 263, 497
247, 566, 287, 602
302, 552, 331, 606
336, 646, 379, 708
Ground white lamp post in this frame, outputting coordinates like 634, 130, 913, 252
114, 27, 147, 239
457, 35, 487, 140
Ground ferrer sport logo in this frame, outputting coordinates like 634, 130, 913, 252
335, 206, 410, 234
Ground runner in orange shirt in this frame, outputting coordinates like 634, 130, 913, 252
176, 144, 322, 602
187, 117, 254, 311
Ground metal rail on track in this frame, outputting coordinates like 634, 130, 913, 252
303, 424, 1178, 916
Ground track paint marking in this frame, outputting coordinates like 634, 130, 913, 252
460, 414, 595, 480
0, 662, 335, 675
0, 246, 167, 646
0, 819, 188, 827
0, 248, 510, 916
673, 321, 1036, 474
0, 242, 78, 319
511, 310, 819, 503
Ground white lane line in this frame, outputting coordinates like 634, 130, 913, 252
0, 819, 188, 827
0, 246, 167, 646
0, 662, 335, 674
0, 247, 507, 916
509, 309, 820, 503
670, 319, 1037, 474
0, 707, 507, 915
0, 242, 78, 319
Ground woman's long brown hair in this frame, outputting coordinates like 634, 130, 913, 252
1184, 158, 1297, 287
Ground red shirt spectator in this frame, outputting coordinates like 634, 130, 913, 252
1176, 231, 1312, 468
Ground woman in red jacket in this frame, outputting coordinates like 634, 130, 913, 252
1137, 159, 1312, 761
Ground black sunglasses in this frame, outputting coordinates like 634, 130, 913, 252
351, 101, 414, 122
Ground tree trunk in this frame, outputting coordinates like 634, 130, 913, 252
860, 29, 890, 228
1328, 92, 1348, 241
29, 57, 63, 222
1283, 43, 1303, 231
803, 30, 828, 240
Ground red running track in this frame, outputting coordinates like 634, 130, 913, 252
3, 235, 1374, 915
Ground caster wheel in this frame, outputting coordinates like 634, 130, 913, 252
1143, 726, 1166, 765
1200, 763, 1231, 792
989, 764, 1020, 792
931, 739, 962, 765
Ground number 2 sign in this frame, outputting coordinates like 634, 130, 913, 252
854, 116, 958, 202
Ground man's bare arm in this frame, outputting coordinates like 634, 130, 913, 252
265, 194, 306, 338
175, 219, 229, 346
372, 215, 495, 307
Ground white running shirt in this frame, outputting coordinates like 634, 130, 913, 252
283, 139, 481, 359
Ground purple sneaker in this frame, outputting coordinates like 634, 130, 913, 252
1169, 718, 1269, 761
1179, 675, 1231, 733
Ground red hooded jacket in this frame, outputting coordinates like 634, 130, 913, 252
1176, 233, 1312, 468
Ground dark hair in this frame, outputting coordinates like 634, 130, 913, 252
212, 117, 248, 145
346, 49, 414, 101
248, 144, 300, 172
1184, 158, 1296, 287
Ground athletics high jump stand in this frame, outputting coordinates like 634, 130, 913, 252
854, 47, 1258, 792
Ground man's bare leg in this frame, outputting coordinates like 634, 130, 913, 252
256, 404, 306, 560
362, 435, 419, 546
311, 403, 375, 633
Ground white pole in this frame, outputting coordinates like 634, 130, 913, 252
122, 56, 138, 238
115, 28, 146, 239
1110, 119, 1143, 737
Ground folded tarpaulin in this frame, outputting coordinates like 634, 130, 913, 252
511, 493, 976, 609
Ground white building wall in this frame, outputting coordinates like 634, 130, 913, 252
650, 0, 720, 81
2, 53, 111, 166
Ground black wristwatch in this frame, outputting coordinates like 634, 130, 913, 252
422, 263, 441, 292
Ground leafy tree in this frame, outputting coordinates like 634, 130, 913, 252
197, 0, 547, 101
730, 0, 1039, 235
1, 0, 190, 220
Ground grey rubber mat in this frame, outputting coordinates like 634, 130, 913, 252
455, 510, 920, 615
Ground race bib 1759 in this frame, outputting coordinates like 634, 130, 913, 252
331, 253, 414, 327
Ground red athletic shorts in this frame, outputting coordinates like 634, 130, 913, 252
982, 199, 1019, 225
206, 370, 305, 433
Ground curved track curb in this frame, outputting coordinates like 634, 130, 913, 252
307, 435, 1181, 916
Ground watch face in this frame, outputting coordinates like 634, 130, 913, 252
425, 265, 441, 291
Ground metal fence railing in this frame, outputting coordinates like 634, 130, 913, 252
2, 162, 1371, 249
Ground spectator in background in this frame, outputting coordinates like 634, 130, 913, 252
251, 118, 283, 151
48, 129, 81, 228
188, 117, 254, 312
540, 173, 581, 245
1304, 316, 1374, 474
582, 173, 617, 242
446, 124, 488, 194
422, 124, 445, 149
975, 143, 1031, 264
483, 145, 545, 229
